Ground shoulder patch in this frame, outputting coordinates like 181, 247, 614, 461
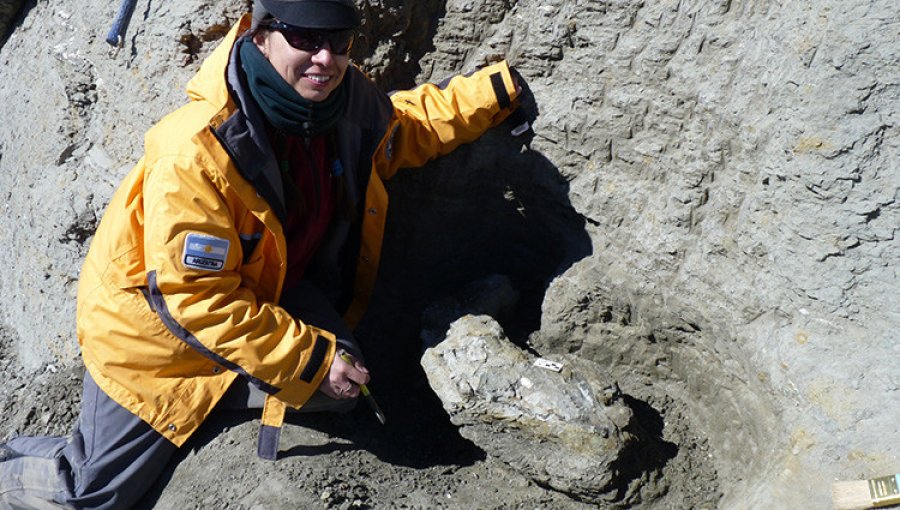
183, 233, 230, 271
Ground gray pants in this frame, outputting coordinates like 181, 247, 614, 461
1, 372, 178, 510
0, 282, 357, 510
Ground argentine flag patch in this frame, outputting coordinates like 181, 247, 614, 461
183, 233, 229, 271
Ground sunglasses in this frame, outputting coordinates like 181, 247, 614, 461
266, 21, 355, 55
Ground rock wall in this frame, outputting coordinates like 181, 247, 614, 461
375, 2, 899, 507
0, 0, 896, 509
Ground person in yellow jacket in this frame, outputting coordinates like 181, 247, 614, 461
0, 0, 522, 508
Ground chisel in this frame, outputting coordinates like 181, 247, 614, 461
339, 352, 386, 424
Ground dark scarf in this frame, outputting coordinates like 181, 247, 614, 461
239, 37, 347, 137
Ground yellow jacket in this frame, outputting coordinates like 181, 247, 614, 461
76, 14, 518, 447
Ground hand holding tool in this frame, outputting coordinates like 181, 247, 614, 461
339, 351, 386, 425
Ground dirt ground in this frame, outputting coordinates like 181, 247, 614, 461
0, 321, 720, 510
0, 327, 589, 509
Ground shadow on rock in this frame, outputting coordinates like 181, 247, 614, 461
339, 83, 592, 471
0, 0, 32, 49
281, 374, 489, 470
607, 395, 680, 505
360, 83, 590, 359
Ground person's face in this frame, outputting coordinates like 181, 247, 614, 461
253, 25, 351, 102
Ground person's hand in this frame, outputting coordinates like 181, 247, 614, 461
507, 66, 533, 138
510, 66, 524, 97
318, 349, 370, 400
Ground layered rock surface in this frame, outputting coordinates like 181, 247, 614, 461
422, 315, 638, 505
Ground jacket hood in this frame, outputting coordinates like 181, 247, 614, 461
185, 14, 252, 108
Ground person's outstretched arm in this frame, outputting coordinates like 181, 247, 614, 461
376, 60, 521, 180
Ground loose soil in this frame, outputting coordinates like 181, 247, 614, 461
1, 324, 719, 509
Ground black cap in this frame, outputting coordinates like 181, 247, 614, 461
252, 0, 360, 30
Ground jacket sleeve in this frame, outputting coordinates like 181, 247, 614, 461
141, 151, 334, 409
375, 60, 519, 180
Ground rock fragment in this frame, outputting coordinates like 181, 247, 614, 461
421, 315, 640, 505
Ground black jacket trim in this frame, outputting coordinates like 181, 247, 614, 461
490, 72, 511, 110
298, 335, 329, 383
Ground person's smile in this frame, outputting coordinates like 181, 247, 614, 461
256, 31, 349, 102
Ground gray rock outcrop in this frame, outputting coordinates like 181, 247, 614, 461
0, 0, 897, 508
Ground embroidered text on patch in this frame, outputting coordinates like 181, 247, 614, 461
183, 233, 230, 271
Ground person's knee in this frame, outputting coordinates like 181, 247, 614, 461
0, 455, 73, 509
